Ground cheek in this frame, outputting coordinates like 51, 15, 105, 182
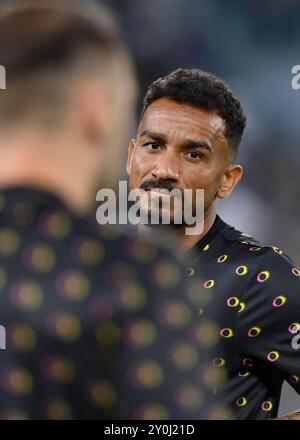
131, 149, 155, 175
181, 167, 212, 189
129, 151, 151, 187
181, 167, 221, 196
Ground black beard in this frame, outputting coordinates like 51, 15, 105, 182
127, 178, 220, 228
139, 177, 179, 193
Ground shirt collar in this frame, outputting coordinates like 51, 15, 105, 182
188, 215, 228, 258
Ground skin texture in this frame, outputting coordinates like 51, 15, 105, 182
275, 410, 300, 420
127, 97, 243, 251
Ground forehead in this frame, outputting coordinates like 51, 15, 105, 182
139, 97, 227, 145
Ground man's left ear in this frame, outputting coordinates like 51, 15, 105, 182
126, 139, 136, 175
78, 81, 111, 147
217, 164, 243, 199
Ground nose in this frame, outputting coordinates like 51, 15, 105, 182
151, 150, 180, 181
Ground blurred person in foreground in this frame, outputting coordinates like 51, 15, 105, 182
127, 68, 300, 420
0, 1, 218, 420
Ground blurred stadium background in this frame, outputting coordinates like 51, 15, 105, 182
101, 0, 300, 416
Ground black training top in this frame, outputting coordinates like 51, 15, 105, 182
187, 215, 300, 420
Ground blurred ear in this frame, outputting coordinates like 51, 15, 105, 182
126, 138, 136, 175
76, 79, 111, 147
217, 164, 243, 198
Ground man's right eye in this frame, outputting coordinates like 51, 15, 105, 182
143, 142, 161, 150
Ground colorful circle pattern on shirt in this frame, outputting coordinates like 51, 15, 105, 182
187, 216, 300, 420
0, 188, 220, 420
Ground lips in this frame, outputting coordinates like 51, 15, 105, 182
146, 188, 172, 197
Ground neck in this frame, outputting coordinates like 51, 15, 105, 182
174, 208, 217, 253
0, 127, 96, 215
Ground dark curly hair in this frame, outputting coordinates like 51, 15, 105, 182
141, 68, 246, 155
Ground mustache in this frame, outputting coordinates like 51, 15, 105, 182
139, 178, 182, 194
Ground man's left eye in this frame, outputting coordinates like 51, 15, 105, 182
186, 151, 202, 159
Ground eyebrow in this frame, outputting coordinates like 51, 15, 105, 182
181, 139, 212, 152
140, 130, 167, 144
140, 130, 212, 152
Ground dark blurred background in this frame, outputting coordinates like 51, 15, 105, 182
101, 0, 300, 415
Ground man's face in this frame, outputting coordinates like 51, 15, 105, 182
127, 97, 239, 224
